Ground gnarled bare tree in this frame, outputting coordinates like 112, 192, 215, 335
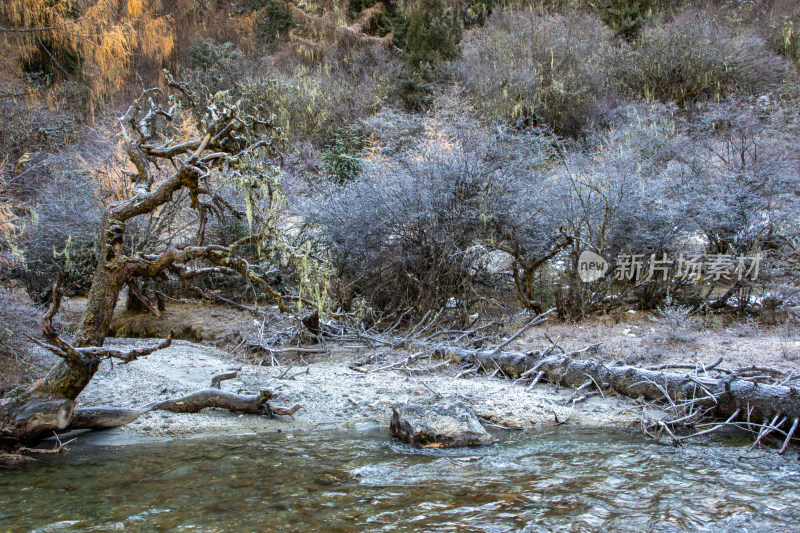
0, 78, 313, 448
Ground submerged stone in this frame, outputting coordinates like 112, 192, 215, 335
390, 401, 493, 448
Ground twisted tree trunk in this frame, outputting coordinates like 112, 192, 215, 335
0, 82, 303, 450
74, 214, 131, 348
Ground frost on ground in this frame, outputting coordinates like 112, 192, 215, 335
76, 339, 647, 440
66, 301, 798, 442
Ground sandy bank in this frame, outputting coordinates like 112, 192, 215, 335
73, 338, 654, 441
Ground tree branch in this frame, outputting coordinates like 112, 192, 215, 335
78, 333, 174, 363
126, 279, 160, 317
0, 25, 57, 33
40, 268, 84, 365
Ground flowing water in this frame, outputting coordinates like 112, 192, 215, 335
1, 427, 799, 532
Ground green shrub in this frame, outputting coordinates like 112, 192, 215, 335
590, 0, 655, 41
321, 126, 364, 185
405, 0, 462, 69
187, 39, 243, 71
462, 0, 495, 27
389, 0, 458, 112
365, 1, 408, 40
252, 0, 295, 46
349, 0, 376, 15
394, 63, 437, 112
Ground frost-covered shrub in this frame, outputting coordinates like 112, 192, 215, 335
550, 101, 800, 316
457, 10, 614, 136
16, 165, 101, 299
306, 112, 557, 314
231, 46, 394, 147
650, 298, 699, 343
666, 103, 800, 255
760, 0, 800, 64
0, 287, 52, 388
616, 9, 787, 104
546, 106, 687, 315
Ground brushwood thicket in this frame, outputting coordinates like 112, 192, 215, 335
1, 0, 798, 354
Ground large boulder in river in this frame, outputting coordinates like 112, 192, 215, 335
390, 401, 493, 448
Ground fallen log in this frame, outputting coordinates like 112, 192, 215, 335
0, 396, 75, 442
148, 389, 275, 415
340, 308, 799, 450
66, 372, 301, 431
68, 407, 149, 430
460, 349, 800, 423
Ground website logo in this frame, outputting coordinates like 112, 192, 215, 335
578, 250, 609, 283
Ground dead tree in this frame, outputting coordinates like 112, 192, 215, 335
344, 309, 800, 452
462, 347, 800, 451
1, 80, 312, 448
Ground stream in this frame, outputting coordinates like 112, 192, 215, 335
1, 427, 799, 532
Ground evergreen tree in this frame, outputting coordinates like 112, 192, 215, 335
406, 0, 462, 69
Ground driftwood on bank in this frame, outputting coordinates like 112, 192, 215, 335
435, 320, 798, 451
0, 397, 75, 442
67, 372, 302, 431
338, 308, 799, 451
1, 370, 301, 458
461, 349, 800, 422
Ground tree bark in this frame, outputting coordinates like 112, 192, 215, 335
75, 213, 142, 348
461, 349, 800, 423
0, 396, 74, 444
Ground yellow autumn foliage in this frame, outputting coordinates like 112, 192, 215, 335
1, 0, 174, 108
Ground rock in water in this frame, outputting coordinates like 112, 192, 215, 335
390, 401, 493, 448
